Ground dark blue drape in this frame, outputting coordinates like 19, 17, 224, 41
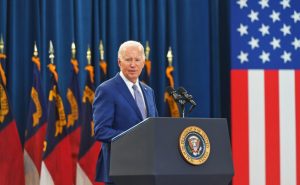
0, 0, 230, 143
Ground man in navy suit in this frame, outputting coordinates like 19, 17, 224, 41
93, 40, 158, 184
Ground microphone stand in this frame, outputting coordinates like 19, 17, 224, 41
178, 99, 186, 118
176, 89, 197, 118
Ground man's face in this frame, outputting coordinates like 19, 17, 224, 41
118, 45, 145, 83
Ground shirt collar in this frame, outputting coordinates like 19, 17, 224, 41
120, 71, 141, 90
119, 71, 146, 107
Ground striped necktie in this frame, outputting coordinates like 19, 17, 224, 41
132, 84, 147, 119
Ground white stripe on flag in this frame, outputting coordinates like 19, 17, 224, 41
248, 70, 266, 185
24, 150, 39, 185
279, 70, 297, 185
40, 161, 54, 185
76, 163, 93, 185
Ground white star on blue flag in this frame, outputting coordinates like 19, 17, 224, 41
231, 0, 300, 69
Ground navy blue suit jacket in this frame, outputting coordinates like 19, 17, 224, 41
93, 73, 158, 182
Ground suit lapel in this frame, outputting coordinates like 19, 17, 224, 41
114, 74, 143, 120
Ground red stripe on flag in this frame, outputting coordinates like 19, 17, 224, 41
78, 142, 103, 185
295, 70, 300, 185
25, 123, 47, 173
264, 71, 280, 185
44, 136, 73, 185
0, 121, 25, 185
231, 70, 249, 185
68, 127, 81, 184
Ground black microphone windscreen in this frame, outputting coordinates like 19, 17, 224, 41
166, 86, 175, 94
177, 87, 187, 94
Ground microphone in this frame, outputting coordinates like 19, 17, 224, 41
177, 87, 197, 106
166, 86, 182, 102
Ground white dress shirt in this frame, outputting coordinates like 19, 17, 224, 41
119, 71, 146, 108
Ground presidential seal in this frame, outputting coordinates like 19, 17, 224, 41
179, 126, 210, 165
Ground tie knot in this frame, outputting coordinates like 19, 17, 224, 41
132, 84, 138, 90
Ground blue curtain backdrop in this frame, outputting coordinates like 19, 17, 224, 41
0, 0, 230, 143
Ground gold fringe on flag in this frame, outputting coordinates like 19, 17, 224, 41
71, 59, 79, 74
0, 53, 6, 59
145, 60, 151, 77
0, 82, 9, 123
66, 88, 78, 128
0, 53, 7, 86
48, 85, 67, 137
85, 65, 94, 84
0, 62, 6, 86
48, 63, 58, 82
99, 61, 107, 76
82, 85, 95, 104
31, 87, 42, 127
166, 66, 175, 88
32, 57, 41, 71
82, 64, 95, 104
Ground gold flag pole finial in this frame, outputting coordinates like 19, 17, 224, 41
71, 42, 76, 59
87, 46, 91, 65
99, 40, 104, 61
145, 41, 150, 60
0, 35, 4, 54
49, 40, 55, 64
33, 42, 38, 57
167, 47, 173, 66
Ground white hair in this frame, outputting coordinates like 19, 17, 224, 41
118, 40, 145, 60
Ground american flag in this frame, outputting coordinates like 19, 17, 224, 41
230, 0, 300, 185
